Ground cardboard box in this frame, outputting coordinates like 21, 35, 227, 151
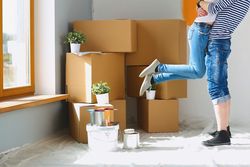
66, 53, 125, 103
110, 99, 127, 131
73, 20, 137, 52
126, 20, 187, 65
69, 102, 114, 143
126, 66, 187, 98
138, 99, 179, 133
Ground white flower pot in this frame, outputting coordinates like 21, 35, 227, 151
146, 90, 156, 100
96, 93, 109, 104
70, 43, 81, 54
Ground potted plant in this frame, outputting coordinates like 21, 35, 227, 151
91, 81, 111, 104
64, 31, 86, 54
146, 84, 156, 100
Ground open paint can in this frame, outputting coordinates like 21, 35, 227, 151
123, 129, 140, 149
94, 110, 104, 126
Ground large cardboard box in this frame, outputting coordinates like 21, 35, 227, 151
66, 53, 125, 103
138, 99, 179, 133
110, 99, 127, 131
126, 66, 187, 98
126, 20, 187, 65
69, 102, 114, 143
73, 20, 137, 52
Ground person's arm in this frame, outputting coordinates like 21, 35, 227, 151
197, 7, 208, 17
199, 0, 237, 14
196, 0, 208, 17
197, 0, 209, 12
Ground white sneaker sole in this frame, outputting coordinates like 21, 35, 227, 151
139, 75, 152, 96
139, 59, 160, 78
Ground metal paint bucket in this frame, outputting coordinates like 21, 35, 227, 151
87, 109, 95, 125
94, 110, 104, 126
123, 129, 140, 149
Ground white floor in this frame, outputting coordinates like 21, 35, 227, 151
1, 125, 250, 167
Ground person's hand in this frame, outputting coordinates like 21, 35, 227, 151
197, 7, 208, 17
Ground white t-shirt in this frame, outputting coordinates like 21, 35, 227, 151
194, 0, 217, 23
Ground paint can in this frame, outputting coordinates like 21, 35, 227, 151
86, 123, 119, 152
87, 109, 95, 125
103, 108, 115, 126
94, 110, 104, 126
123, 129, 140, 149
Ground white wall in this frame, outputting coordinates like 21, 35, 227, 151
55, 0, 92, 94
93, 0, 250, 128
229, 13, 250, 126
35, 0, 56, 94
93, 0, 182, 20
36, 0, 92, 94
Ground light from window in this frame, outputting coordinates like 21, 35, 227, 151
2, 0, 31, 89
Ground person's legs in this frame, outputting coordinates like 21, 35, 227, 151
208, 96, 231, 138
152, 72, 194, 83
139, 72, 195, 96
139, 23, 211, 95
214, 99, 230, 131
203, 39, 232, 146
203, 99, 231, 146
139, 22, 210, 81
153, 22, 210, 83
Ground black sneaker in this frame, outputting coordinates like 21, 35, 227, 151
208, 126, 231, 138
203, 130, 231, 146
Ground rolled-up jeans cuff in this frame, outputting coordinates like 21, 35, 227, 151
212, 95, 231, 105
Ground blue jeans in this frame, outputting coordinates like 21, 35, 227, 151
206, 39, 231, 104
153, 22, 211, 83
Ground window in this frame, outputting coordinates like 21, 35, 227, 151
0, 0, 34, 99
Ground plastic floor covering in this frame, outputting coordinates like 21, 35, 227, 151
1, 125, 250, 167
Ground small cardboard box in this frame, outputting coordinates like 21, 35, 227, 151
126, 66, 187, 99
126, 20, 187, 65
73, 20, 137, 52
110, 99, 127, 131
66, 53, 125, 103
138, 99, 179, 133
69, 102, 114, 143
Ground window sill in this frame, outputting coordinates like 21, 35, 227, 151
0, 94, 68, 113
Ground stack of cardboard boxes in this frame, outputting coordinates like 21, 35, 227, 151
67, 19, 187, 143
126, 20, 187, 133
67, 20, 136, 143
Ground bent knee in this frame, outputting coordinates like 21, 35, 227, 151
195, 69, 205, 78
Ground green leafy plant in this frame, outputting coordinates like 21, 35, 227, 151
91, 81, 111, 95
147, 84, 156, 91
64, 31, 86, 44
